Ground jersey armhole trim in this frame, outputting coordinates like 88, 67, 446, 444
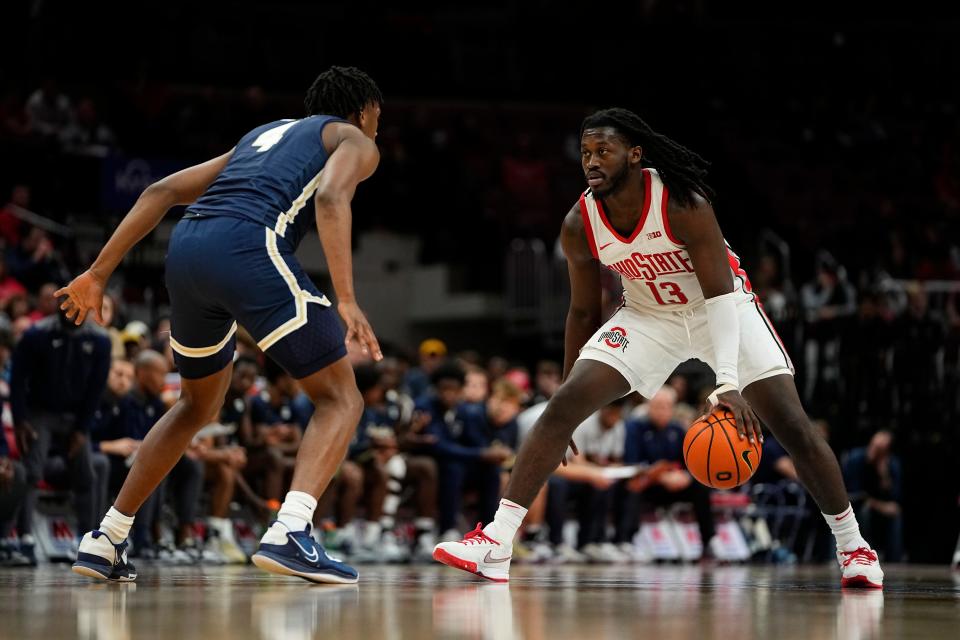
660, 183, 686, 247
579, 193, 599, 259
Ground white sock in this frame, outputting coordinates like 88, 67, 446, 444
823, 504, 866, 551
208, 517, 235, 542
481, 499, 528, 545
276, 491, 317, 532
362, 521, 382, 547
99, 507, 135, 542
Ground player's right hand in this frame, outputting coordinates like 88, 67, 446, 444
339, 300, 382, 361
713, 389, 763, 444
56, 270, 106, 326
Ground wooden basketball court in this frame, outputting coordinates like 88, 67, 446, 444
2, 564, 957, 639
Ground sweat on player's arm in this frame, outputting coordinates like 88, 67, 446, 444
667, 193, 762, 443
56, 149, 236, 326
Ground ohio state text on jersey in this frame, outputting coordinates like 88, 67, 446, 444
578, 168, 754, 311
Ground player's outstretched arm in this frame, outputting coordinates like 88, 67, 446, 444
57, 149, 234, 325
559, 203, 602, 381
314, 123, 382, 360
668, 195, 761, 442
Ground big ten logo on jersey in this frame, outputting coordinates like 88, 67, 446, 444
599, 326, 629, 351
647, 230, 662, 240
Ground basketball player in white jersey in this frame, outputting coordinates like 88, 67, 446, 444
433, 108, 883, 589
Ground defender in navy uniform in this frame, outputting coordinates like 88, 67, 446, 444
59, 67, 383, 583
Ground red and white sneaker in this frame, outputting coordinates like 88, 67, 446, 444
432, 523, 511, 583
837, 546, 884, 589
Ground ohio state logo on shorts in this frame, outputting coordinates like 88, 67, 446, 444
599, 326, 629, 351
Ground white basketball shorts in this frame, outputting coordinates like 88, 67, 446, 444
578, 299, 794, 398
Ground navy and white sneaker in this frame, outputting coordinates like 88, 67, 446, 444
252, 522, 358, 584
72, 530, 137, 582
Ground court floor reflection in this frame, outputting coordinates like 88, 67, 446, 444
0, 564, 956, 640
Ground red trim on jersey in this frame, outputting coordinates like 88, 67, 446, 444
595, 169, 652, 244
726, 247, 755, 296
660, 182, 684, 245
579, 193, 599, 259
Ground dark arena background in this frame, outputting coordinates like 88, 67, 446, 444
1, 3, 959, 639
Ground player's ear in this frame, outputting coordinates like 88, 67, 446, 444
630, 145, 643, 165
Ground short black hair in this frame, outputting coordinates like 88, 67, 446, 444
304, 66, 383, 119
431, 361, 465, 387
581, 107, 714, 206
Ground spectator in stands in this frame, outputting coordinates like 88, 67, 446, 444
842, 430, 903, 562
892, 284, 945, 423
25, 77, 72, 139
485, 379, 523, 455
751, 434, 798, 485
665, 374, 699, 428
99, 294, 125, 358
89, 357, 135, 532
342, 364, 405, 560
621, 387, 715, 553
219, 356, 278, 524
0, 184, 30, 248
547, 399, 627, 562
531, 360, 561, 405
376, 356, 415, 425
92, 350, 204, 560
119, 320, 150, 360
0, 256, 26, 308
0, 419, 27, 559
27, 283, 58, 321
11, 312, 111, 565
512, 400, 616, 564
799, 251, 857, 406
405, 338, 448, 400
59, 97, 116, 157
6, 227, 64, 291
244, 359, 307, 503
486, 355, 509, 383
463, 365, 489, 403
502, 367, 533, 406
416, 361, 511, 539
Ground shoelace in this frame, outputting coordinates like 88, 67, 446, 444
841, 547, 878, 567
461, 523, 500, 546
290, 530, 343, 563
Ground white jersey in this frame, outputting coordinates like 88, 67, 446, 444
578, 168, 754, 312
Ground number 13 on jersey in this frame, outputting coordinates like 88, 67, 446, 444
645, 281, 688, 305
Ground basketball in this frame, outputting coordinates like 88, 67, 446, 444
683, 408, 762, 489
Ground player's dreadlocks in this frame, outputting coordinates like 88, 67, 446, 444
304, 66, 383, 119
581, 108, 714, 205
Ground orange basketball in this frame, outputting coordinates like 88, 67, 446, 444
683, 408, 762, 489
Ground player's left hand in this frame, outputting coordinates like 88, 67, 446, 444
714, 389, 763, 444
560, 439, 579, 467
56, 270, 106, 326
339, 300, 382, 361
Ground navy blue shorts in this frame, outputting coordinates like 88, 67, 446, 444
165, 215, 346, 379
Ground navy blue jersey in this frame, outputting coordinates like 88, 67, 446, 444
187, 115, 345, 249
